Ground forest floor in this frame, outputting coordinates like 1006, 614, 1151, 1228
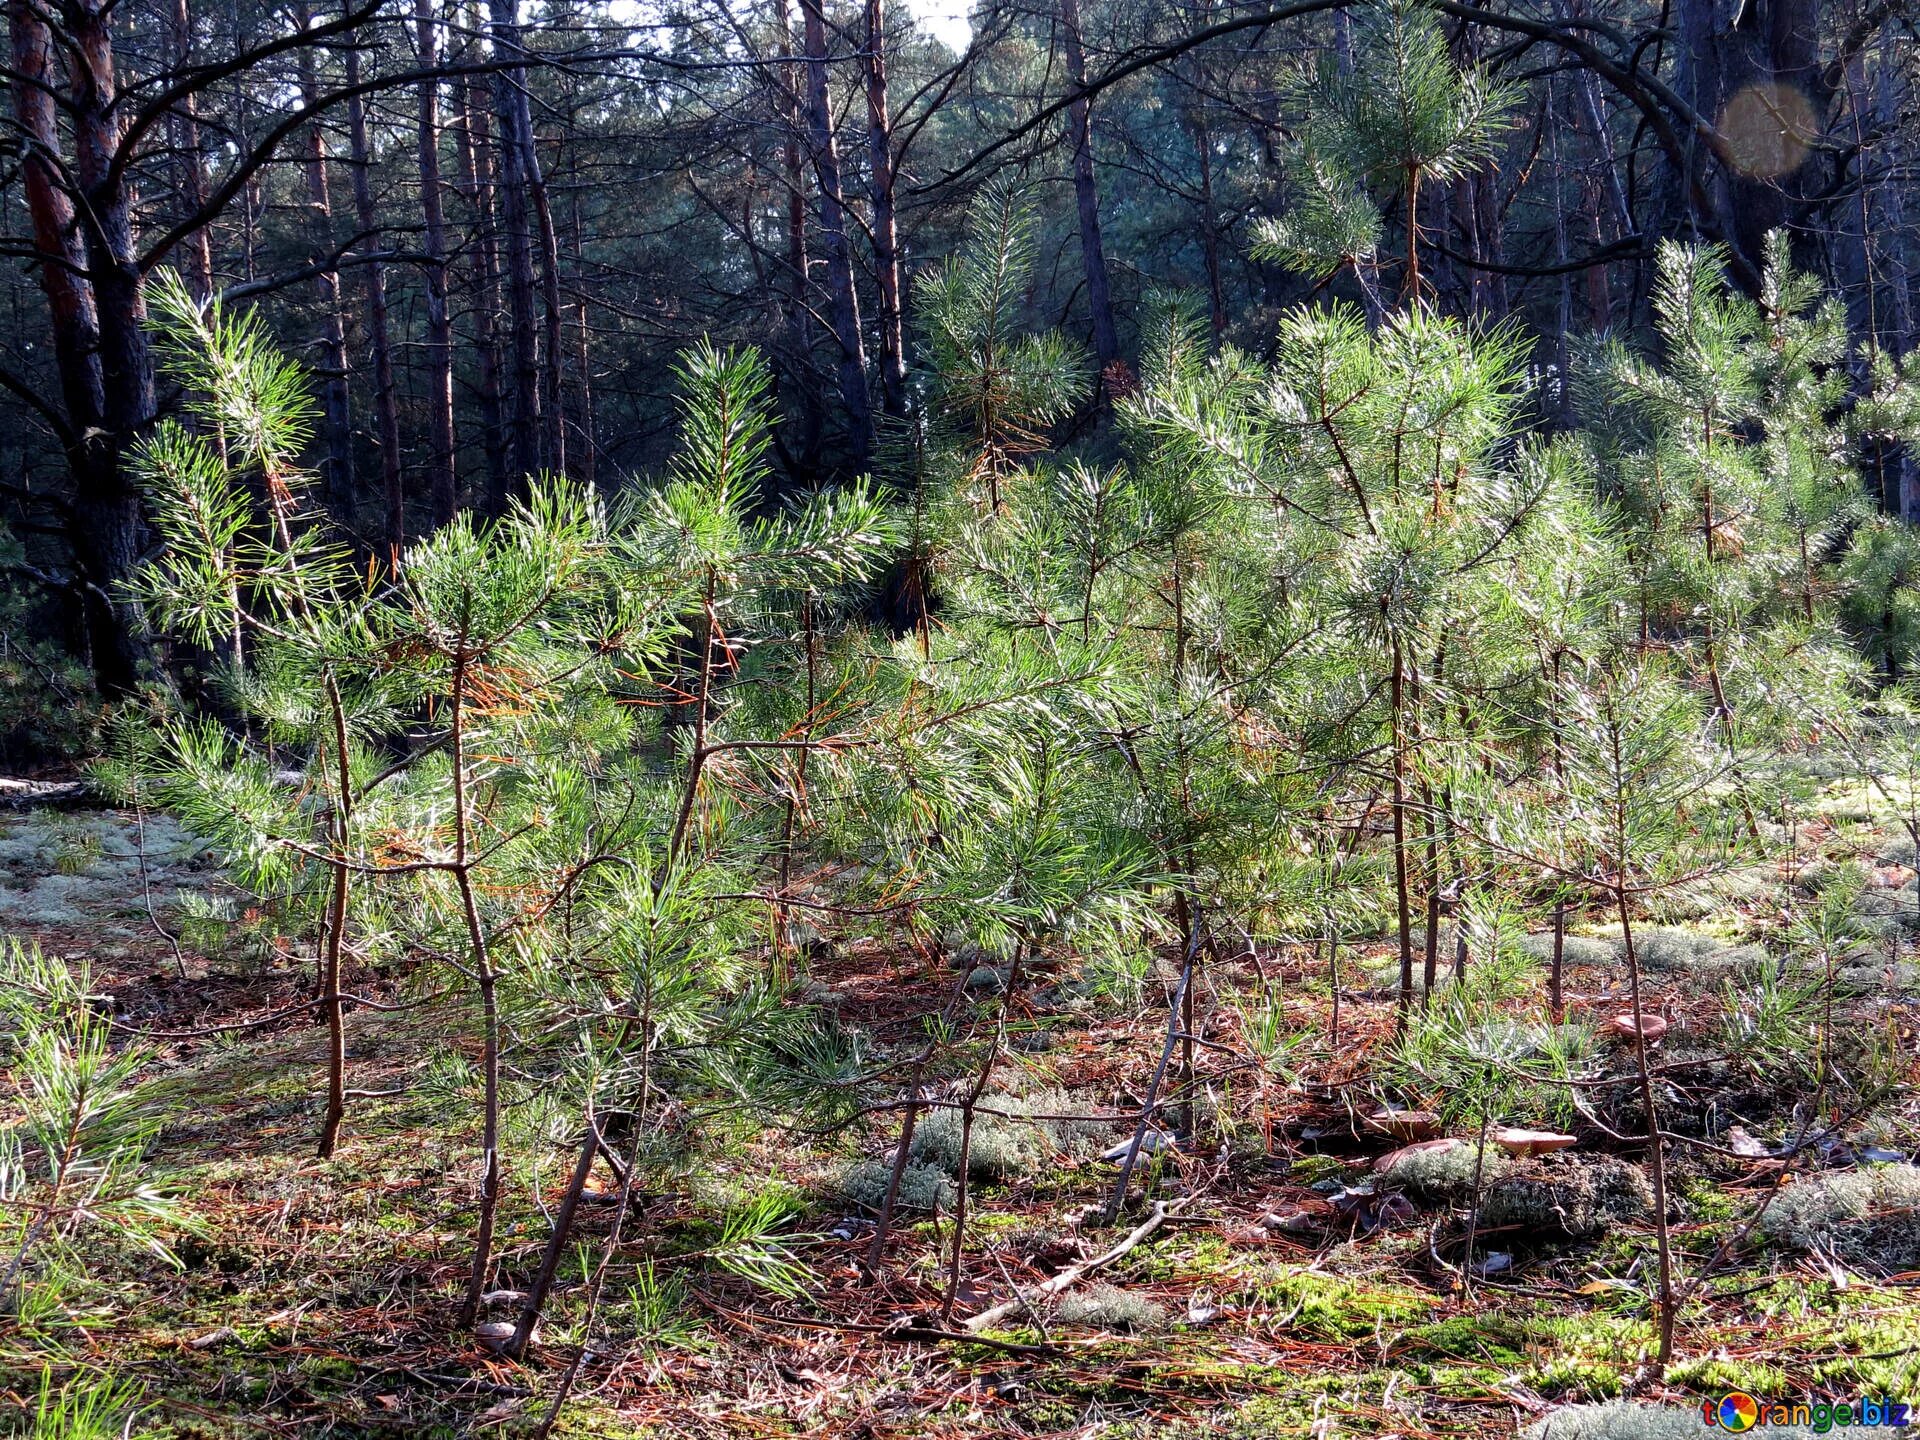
0, 778, 1915, 1438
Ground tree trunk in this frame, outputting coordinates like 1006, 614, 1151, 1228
487, 0, 544, 487
798, 0, 874, 461
774, 0, 824, 462
8, 0, 147, 693
166, 0, 214, 300
1190, 107, 1227, 346
455, 31, 509, 510
416, 0, 458, 526
343, 25, 405, 549
1060, 0, 1120, 373
864, 0, 907, 420
295, 23, 356, 527
569, 177, 596, 488
528, 132, 567, 477
68, 0, 157, 689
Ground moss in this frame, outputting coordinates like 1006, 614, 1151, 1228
1522, 931, 1616, 969
1250, 1265, 1432, 1340
834, 1159, 955, 1214
1520, 1312, 1656, 1394
1287, 1153, 1349, 1186
907, 1089, 1109, 1181
1055, 1282, 1168, 1332
1377, 1141, 1508, 1201
1666, 1353, 1791, 1395
1761, 1162, 1920, 1271
1477, 1156, 1652, 1239
1401, 1313, 1528, 1367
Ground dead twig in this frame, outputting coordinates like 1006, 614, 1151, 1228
961, 1197, 1183, 1334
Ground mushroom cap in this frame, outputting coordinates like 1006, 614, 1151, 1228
1491, 1126, 1578, 1156
1607, 1012, 1669, 1043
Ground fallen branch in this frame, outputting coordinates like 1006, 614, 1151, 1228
961, 1198, 1181, 1334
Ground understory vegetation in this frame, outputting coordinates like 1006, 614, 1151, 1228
3, 14, 1920, 1431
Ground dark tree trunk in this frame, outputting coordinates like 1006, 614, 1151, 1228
798, 0, 874, 461
568, 176, 595, 488
865, 0, 907, 419
774, 0, 824, 463
1060, 0, 1120, 373
9, 0, 145, 692
528, 136, 567, 477
416, 0, 458, 526
343, 24, 405, 549
455, 32, 509, 510
295, 26, 356, 526
62, 0, 154, 689
1190, 107, 1227, 346
167, 0, 214, 300
487, 0, 543, 487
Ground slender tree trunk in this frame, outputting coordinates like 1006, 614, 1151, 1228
167, 0, 214, 300
451, 641, 504, 1329
456, 44, 509, 510
295, 26, 356, 526
1390, 639, 1414, 1018
1190, 107, 1227, 346
775, 0, 824, 461
1060, 0, 1120, 373
416, 0, 458, 526
528, 134, 567, 477
1616, 888, 1675, 1368
568, 170, 595, 487
798, 0, 875, 461
1549, 901, 1566, 1023
864, 0, 907, 419
487, 0, 543, 487
343, 28, 405, 549
315, 677, 353, 1158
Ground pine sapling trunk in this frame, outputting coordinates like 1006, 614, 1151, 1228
1390, 639, 1415, 1020
260, 465, 354, 1161
774, 595, 817, 973
511, 575, 720, 1340
508, 1111, 604, 1356
941, 945, 1023, 1325
1615, 889, 1675, 1368
1420, 783, 1441, 997
1549, 901, 1566, 1023
315, 676, 353, 1158
451, 636, 505, 1329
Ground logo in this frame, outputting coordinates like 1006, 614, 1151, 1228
1702, 1394, 1913, 1431
1714, 1394, 1761, 1432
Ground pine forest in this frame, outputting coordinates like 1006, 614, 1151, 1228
0, 0, 1917, 1434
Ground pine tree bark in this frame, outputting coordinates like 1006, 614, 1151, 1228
72, 0, 156, 687
774, 0, 824, 462
567, 174, 595, 487
416, 0, 458, 525
864, 0, 907, 419
8, 0, 149, 691
343, 24, 405, 548
529, 140, 567, 478
487, 0, 544, 487
1060, 0, 1120, 373
295, 22, 356, 526
798, 0, 875, 462
167, 0, 214, 300
1189, 106, 1226, 345
455, 29, 509, 510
